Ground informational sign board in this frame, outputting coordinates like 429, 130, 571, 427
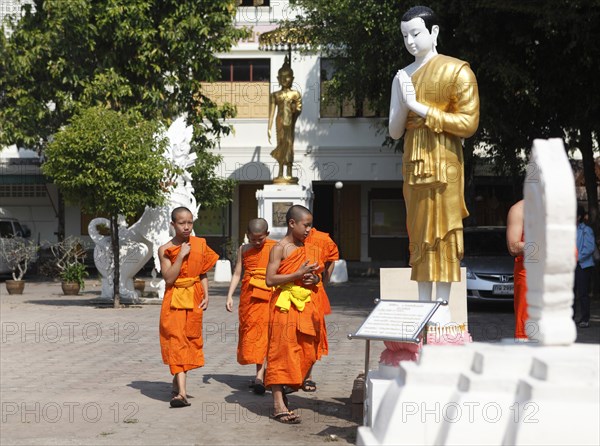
351, 299, 442, 343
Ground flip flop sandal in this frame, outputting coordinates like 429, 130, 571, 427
271, 411, 300, 424
253, 379, 266, 395
170, 394, 191, 408
302, 379, 317, 392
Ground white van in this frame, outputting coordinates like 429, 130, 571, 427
0, 217, 33, 275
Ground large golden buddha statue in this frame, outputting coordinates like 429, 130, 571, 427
388, 5, 480, 316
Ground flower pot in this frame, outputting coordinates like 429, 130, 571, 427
5, 280, 25, 295
61, 281, 81, 296
134, 279, 145, 293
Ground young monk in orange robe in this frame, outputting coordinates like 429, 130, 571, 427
301, 227, 339, 391
159, 206, 219, 408
226, 218, 276, 394
507, 200, 528, 340
265, 205, 323, 424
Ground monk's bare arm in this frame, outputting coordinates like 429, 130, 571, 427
159, 241, 191, 286
507, 200, 525, 257
199, 273, 209, 310
323, 261, 335, 285
265, 244, 317, 287
226, 245, 244, 312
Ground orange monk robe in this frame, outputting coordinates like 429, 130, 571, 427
514, 254, 528, 339
159, 236, 219, 375
237, 239, 277, 365
265, 244, 323, 389
305, 229, 339, 358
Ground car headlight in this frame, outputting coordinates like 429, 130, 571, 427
466, 268, 476, 279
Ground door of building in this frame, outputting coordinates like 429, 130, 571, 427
313, 183, 361, 261
336, 184, 361, 260
238, 183, 261, 244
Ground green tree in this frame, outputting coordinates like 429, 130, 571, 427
286, 0, 599, 230
0, 0, 248, 234
42, 106, 175, 307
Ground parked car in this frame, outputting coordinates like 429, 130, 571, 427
0, 216, 33, 275
462, 226, 514, 302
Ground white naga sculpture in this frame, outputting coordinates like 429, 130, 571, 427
88, 117, 200, 300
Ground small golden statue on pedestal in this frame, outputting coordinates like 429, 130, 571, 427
268, 56, 302, 184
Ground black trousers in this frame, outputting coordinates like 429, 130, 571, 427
574, 264, 593, 323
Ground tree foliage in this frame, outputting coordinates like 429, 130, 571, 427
286, 0, 600, 230
42, 107, 173, 218
42, 106, 176, 305
0, 0, 248, 206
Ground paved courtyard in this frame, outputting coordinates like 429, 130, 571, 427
1, 276, 598, 445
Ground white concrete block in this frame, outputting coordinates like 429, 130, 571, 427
213, 259, 232, 282
330, 259, 349, 283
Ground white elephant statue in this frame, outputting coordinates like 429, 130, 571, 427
88, 117, 200, 300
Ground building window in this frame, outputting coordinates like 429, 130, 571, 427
0, 184, 46, 198
238, 0, 270, 6
370, 199, 406, 237
320, 58, 378, 118
219, 59, 270, 82
202, 58, 271, 119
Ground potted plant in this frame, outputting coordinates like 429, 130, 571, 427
50, 237, 89, 295
59, 262, 89, 295
0, 237, 39, 295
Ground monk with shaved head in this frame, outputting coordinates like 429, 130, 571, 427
226, 218, 276, 394
159, 206, 219, 408
264, 205, 323, 424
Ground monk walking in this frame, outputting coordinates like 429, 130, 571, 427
265, 205, 323, 424
158, 206, 219, 407
302, 226, 339, 391
226, 218, 276, 394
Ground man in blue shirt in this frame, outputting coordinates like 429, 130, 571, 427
574, 206, 596, 328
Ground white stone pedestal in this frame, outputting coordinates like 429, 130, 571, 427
256, 184, 313, 240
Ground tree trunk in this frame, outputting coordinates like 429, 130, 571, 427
111, 215, 121, 308
580, 127, 599, 236
57, 191, 65, 242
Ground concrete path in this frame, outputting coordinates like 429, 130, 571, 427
1, 278, 383, 445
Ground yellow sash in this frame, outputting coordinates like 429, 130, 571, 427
275, 283, 311, 312
170, 277, 200, 309
248, 268, 273, 300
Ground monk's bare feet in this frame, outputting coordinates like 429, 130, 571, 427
272, 385, 293, 415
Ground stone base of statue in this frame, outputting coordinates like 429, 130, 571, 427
361, 268, 471, 428
272, 176, 299, 185
256, 183, 313, 240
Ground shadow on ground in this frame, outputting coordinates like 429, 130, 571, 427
202, 373, 358, 442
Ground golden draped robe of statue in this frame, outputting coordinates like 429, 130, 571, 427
403, 54, 480, 282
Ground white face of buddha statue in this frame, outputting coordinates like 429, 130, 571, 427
400, 17, 439, 59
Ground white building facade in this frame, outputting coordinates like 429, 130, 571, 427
200, 1, 406, 263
